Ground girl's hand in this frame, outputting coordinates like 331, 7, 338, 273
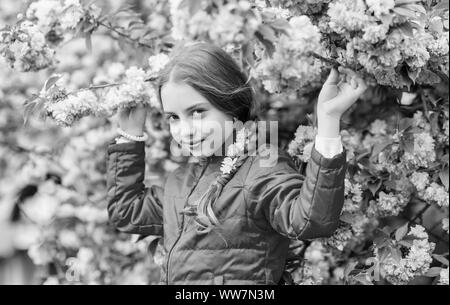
117, 104, 148, 136
316, 67, 367, 138
317, 67, 367, 120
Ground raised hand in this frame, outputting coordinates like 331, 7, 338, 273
318, 67, 368, 120
117, 104, 148, 136
316, 67, 367, 138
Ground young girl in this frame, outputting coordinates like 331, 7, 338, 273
106, 42, 367, 285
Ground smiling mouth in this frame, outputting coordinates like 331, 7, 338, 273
183, 137, 207, 147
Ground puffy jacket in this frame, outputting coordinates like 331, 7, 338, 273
106, 140, 347, 285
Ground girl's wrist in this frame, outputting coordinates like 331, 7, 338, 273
118, 126, 144, 136
115, 136, 135, 143
117, 127, 148, 142
317, 114, 340, 138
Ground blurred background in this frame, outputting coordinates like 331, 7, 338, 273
0, 0, 448, 285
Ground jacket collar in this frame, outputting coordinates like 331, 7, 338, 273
193, 154, 224, 165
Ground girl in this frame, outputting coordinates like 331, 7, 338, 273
106, 42, 367, 285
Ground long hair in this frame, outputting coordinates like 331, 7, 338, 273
156, 41, 258, 233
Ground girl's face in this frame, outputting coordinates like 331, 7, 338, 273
161, 81, 234, 157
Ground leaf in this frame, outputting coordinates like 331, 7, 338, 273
432, 254, 450, 266
44, 74, 62, 91
177, 0, 190, 10
379, 247, 391, 262
352, 273, 374, 285
383, 179, 398, 191
188, 0, 203, 16
114, 4, 136, 14
281, 271, 294, 285
425, 267, 442, 277
399, 117, 414, 131
374, 227, 391, 238
368, 179, 382, 196
399, 66, 414, 90
395, 222, 409, 241
395, 0, 421, 5
393, 7, 420, 19
371, 140, 393, 159
242, 42, 255, 66
390, 247, 403, 263
429, 18, 444, 34
268, 19, 291, 36
23, 96, 46, 126
257, 24, 277, 43
442, 154, 449, 166
146, 236, 161, 258
83, 22, 98, 34
255, 31, 275, 58
85, 32, 92, 52
439, 167, 449, 191
269, 19, 290, 31
407, 67, 421, 84
340, 212, 355, 224
380, 14, 394, 26
178, 0, 202, 15
74, 19, 85, 36
402, 4, 427, 15
403, 136, 415, 154
373, 236, 389, 248
434, 0, 449, 11
344, 261, 359, 278
398, 240, 413, 248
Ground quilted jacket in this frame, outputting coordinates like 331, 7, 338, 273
106, 140, 347, 285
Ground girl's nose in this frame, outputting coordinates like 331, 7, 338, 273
179, 120, 195, 141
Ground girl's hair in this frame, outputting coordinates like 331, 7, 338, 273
156, 41, 258, 234
156, 41, 257, 122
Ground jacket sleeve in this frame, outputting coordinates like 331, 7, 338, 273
246, 143, 347, 240
106, 140, 163, 236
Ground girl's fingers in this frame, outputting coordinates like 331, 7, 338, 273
118, 108, 129, 119
338, 66, 358, 80
324, 68, 339, 85
350, 77, 358, 89
355, 77, 368, 93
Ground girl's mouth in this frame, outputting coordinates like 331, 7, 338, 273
183, 137, 207, 149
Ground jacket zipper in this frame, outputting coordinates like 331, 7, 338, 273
166, 159, 210, 284
166, 213, 186, 284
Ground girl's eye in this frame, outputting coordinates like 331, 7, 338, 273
192, 109, 205, 118
166, 115, 178, 122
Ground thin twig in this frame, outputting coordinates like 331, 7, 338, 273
98, 21, 153, 49
309, 52, 340, 67
88, 83, 121, 89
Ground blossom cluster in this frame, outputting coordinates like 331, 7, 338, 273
169, 0, 260, 50
275, 0, 331, 16
368, 191, 409, 217
45, 89, 100, 126
287, 125, 317, 163
43, 60, 167, 126
409, 172, 449, 208
292, 241, 333, 284
252, 15, 324, 94
323, 0, 449, 88
100, 66, 160, 114
220, 125, 256, 175
376, 225, 436, 285
0, 0, 102, 72
439, 267, 449, 285
0, 21, 55, 71
26, 0, 87, 33
343, 178, 363, 213
325, 177, 374, 251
